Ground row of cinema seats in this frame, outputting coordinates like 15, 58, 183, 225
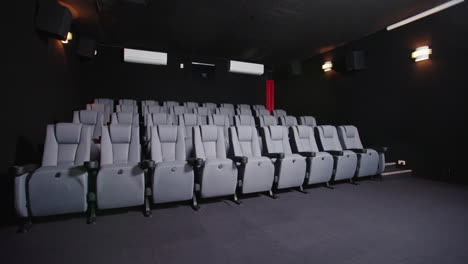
13, 98, 387, 231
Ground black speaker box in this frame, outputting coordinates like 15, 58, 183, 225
77, 38, 97, 58
346, 50, 366, 71
36, 3, 72, 40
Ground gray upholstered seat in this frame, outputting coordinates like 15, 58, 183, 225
170, 106, 187, 120
208, 114, 230, 147
252, 104, 266, 110
254, 109, 271, 116
96, 124, 146, 210
236, 108, 253, 116
73, 110, 104, 161
111, 112, 139, 126
291, 126, 334, 185
299, 116, 317, 128
144, 113, 175, 154
316, 125, 358, 181
143, 105, 166, 125
150, 125, 194, 204
119, 99, 137, 106
177, 114, 201, 158
279, 116, 298, 127
193, 107, 212, 125
220, 103, 235, 110
237, 104, 251, 110
272, 109, 287, 117
163, 101, 179, 111
193, 125, 238, 199
261, 126, 307, 189
229, 126, 274, 194
93, 98, 114, 122
234, 115, 256, 126
15, 123, 92, 218
258, 115, 278, 126
202, 102, 217, 112
337, 125, 384, 176
184, 102, 199, 112
141, 100, 159, 116
215, 107, 235, 125
87, 103, 111, 124
116, 104, 138, 114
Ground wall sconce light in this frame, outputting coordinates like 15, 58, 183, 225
322, 61, 333, 72
412, 46, 432, 62
61, 32, 73, 44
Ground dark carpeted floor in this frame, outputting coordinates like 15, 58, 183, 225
1, 176, 468, 264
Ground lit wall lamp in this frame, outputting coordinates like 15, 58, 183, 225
322, 61, 333, 72
412, 46, 432, 62
61, 32, 73, 44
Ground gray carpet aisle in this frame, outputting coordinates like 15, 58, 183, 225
1, 176, 468, 264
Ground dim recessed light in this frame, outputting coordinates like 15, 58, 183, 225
180, 63, 184, 69
61, 32, 72, 44
322, 61, 333, 72
412, 46, 432, 62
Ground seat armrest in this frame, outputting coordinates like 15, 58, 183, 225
265, 153, 285, 159
11, 164, 39, 176
347, 148, 367, 154
92, 136, 101, 144
298, 152, 316, 158
187, 158, 204, 167
325, 150, 343, 156
374, 146, 388, 153
232, 156, 248, 165
139, 160, 156, 170
84, 161, 99, 172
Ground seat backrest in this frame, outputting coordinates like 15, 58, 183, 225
184, 102, 199, 111
73, 110, 104, 138
316, 125, 343, 151
262, 126, 293, 154
254, 109, 271, 116
150, 125, 186, 163
208, 114, 230, 137
258, 115, 278, 126
119, 99, 137, 106
230, 126, 262, 158
237, 104, 251, 110
291, 126, 320, 153
272, 109, 287, 117
194, 125, 227, 160
111, 112, 139, 126
234, 115, 255, 126
215, 107, 235, 116
279, 116, 298, 127
147, 113, 174, 126
42, 123, 92, 166
178, 114, 201, 158
87, 103, 110, 123
193, 107, 212, 116
116, 104, 138, 114
236, 108, 253, 116
337, 125, 364, 150
170, 106, 187, 116
142, 100, 158, 107
94, 98, 114, 112
203, 102, 217, 111
163, 101, 179, 108
146, 105, 166, 114
101, 124, 140, 165
252, 104, 266, 110
299, 116, 317, 127
220, 103, 235, 110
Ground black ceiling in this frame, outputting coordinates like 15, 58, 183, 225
60, 0, 449, 64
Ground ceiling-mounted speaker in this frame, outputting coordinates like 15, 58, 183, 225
36, 2, 72, 40
290, 60, 303, 76
76, 38, 97, 58
346, 50, 366, 71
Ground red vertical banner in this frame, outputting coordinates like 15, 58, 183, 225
266, 80, 275, 113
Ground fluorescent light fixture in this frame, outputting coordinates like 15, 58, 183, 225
229, 60, 264, 75
124, 48, 167, 65
322, 61, 333, 72
387, 0, 464, 31
192, 62, 215, 67
61, 32, 73, 44
412, 46, 432, 62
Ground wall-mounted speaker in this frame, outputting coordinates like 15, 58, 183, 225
76, 38, 97, 58
346, 50, 366, 71
36, 2, 72, 40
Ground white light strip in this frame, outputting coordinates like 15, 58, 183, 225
191, 62, 215, 67
386, 0, 464, 31
124, 48, 167, 65
229, 60, 264, 75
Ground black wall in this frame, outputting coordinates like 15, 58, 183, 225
275, 3, 468, 182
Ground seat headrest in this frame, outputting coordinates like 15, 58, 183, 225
55, 123, 82, 144
120, 105, 134, 112
196, 107, 209, 115
237, 126, 253, 141
263, 116, 277, 126
211, 115, 227, 125
182, 114, 198, 126
322, 126, 335, 138
152, 113, 169, 124
109, 124, 132, 143
79, 110, 98, 125
297, 126, 311, 139
269, 126, 284, 140
158, 125, 178, 143
344, 126, 357, 138
200, 126, 218, 142
117, 112, 135, 124
147, 105, 161, 112
238, 115, 253, 125
284, 116, 297, 125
